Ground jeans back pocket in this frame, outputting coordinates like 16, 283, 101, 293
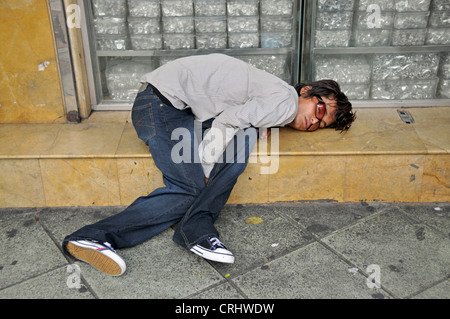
132, 103, 156, 143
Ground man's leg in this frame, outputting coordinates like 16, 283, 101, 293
172, 126, 258, 250
63, 84, 205, 254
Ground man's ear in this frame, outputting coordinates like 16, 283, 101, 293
300, 86, 312, 96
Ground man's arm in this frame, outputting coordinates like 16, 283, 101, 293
198, 92, 295, 178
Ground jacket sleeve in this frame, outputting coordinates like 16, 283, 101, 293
198, 93, 296, 178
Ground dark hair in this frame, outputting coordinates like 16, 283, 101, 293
294, 80, 356, 132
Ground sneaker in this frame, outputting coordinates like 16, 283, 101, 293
66, 240, 126, 276
190, 237, 235, 264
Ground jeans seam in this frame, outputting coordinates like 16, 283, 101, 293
159, 104, 170, 132
115, 196, 196, 235
178, 194, 218, 248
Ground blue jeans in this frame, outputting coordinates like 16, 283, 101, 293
63, 84, 257, 253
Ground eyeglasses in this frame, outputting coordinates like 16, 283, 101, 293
307, 96, 326, 131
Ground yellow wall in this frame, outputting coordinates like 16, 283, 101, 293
0, 0, 66, 123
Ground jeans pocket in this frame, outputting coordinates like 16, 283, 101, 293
132, 103, 156, 143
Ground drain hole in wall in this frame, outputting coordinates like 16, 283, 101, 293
397, 110, 415, 124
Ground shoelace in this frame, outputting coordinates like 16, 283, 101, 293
103, 241, 117, 253
209, 237, 225, 249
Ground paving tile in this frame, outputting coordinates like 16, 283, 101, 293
412, 279, 450, 299
321, 207, 450, 298
0, 266, 94, 299
280, 202, 388, 238
38, 207, 223, 299
189, 282, 244, 299
74, 230, 224, 299
231, 242, 389, 299
397, 203, 450, 237
37, 206, 125, 245
210, 204, 315, 277
0, 208, 67, 289
3, 204, 447, 299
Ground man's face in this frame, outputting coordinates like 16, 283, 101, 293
289, 86, 337, 131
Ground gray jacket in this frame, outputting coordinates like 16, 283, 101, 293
141, 53, 298, 177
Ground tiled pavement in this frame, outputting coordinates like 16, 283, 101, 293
1, 202, 449, 301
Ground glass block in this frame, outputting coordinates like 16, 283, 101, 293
196, 33, 227, 49
372, 53, 440, 80
128, 0, 161, 18
260, 0, 294, 16
128, 17, 161, 34
317, 0, 355, 11
394, 12, 430, 29
195, 16, 226, 33
163, 33, 195, 49
429, 10, 450, 27
236, 55, 289, 79
96, 35, 129, 50
438, 53, 450, 78
371, 78, 438, 99
357, 0, 395, 11
316, 11, 354, 30
431, 0, 450, 10
105, 61, 154, 100
340, 83, 371, 99
228, 32, 260, 48
130, 34, 163, 50
261, 32, 293, 48
261, 16, 293, 32
92, 0, 127, 17
161, 0, 194, 16
227, 0, 259, 16
159, 56, 182, 66
194, 0, 226, 16
355, 11, 394, 29
394, 0, 431, 12
437, 78, 450, 98
314, 30, 351, 47
314, 55, 372, 84
392, 29, 426, 46
354, 29, 392, 46
426, 28, 450, 45
162, 16, 195, 33
93, 17, 128, 35
228, 16, 259, 32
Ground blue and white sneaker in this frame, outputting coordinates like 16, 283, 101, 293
66, 240, 126, 276
190, 237, 235, 264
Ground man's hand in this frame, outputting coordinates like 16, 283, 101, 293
259, 128, 271, 139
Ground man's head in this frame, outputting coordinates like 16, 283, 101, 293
288, 80, 355, 132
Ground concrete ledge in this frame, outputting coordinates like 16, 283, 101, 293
0, 108, 448, 207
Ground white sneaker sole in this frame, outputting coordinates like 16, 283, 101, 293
190, 245, 235, 264
67, 240, 126, 276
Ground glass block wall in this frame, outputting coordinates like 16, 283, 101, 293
308, 0, 450, 101
83, 0, 300, 107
